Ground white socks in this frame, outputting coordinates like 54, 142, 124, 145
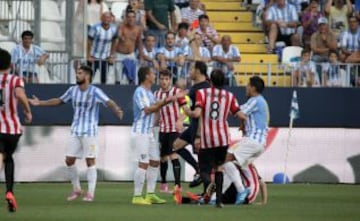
67, 165, 81, 191
134, 167, 147, 196
87, 166, 97, 196
223, 162, 245, 192
146, 166, 159, 193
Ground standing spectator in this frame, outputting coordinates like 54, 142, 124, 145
325, 0, 353, 37
145, 0, 177, 47
340, 16, 360, 63
87, 0, 109, 30
195, 14, 220, 52
293, 49, 320, 87
301, 0, 323, 49
187, 33, 211, 63
87, 12, 117, 84
322, 50, 344, 87
265, 0, 300, 53
122, 0, 147, 31
11, 31, 49, 84
212, 35, 241, 86
181, 0, 204, 26
310, 17, 337, 64
140, 34, 160, 71
0, 49, 32, 212
175, 0, 189, 9
113, 10, 143, 84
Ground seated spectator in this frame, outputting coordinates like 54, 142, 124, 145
265, 0, 300, 53
322, 50, 344, 87
212, 35, 241, 86
187, 32, 211, 63
325, 0, 353, 37
122, 0, 147, 30
301, 0, 323, 49
157, 32, 185, 78
87, 12, 117, 84
293, 49, 320, 87
140, 34, 160, 71
181, 0, 204, 27
340, 16, 360, 63
175, 22, 190, 50
11, 30, 49, 83
310, 17, 337, 63
175, 0, 189, 9
195, 14, 220, 52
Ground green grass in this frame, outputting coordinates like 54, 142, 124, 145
2, 183, 360, 221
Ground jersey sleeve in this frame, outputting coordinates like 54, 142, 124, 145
194, 90, 204, 109
14, 77, 25, 88
230, 95, 240, 115
94, 88, 110, 106
59, 87, 73, 103
240, 97, 258, 115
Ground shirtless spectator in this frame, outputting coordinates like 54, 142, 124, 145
113, 10, 143, 84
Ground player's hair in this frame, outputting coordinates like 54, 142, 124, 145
178, 22, 189, 30
249, 76, 265, 94
79, 65, 94, 83
210, 69, 225, 88
0, 48, 11, 71
198, 14, 209, 21
195, 61, 207, 76
138, 66, 151, 84
159, 69, 172, 78
21, 30, 34, 39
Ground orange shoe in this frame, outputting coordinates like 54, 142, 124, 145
185, 191, 201, 202
173, 185, 182, 205
6, 191, 17, 212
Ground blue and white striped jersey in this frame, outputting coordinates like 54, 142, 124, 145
240, 95, 269, 146
60, 85, 110, 137
132, 86, 156, 134
11, 43, 46, 75
340, 29, 360, 52
212, 44, 240, 75
186, 46, 211, 59
141, 47, 157, 67
88, 23, 117, 59
157, 46, 184, 66
266, 3, 298, 35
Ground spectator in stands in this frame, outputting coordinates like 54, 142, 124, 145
11, 31, 49, 84
340, 16, 360, 63
195, 14, 220, 52
356, 1, 360, 20
301, 0, 323, 49
310, 17, 337, 64
181, 0, 204, 27
157, 32, 185, 80
140, 34, 160, 71
187, 32, 211, 63
175, 22, 190, 51
113, 10, 143, 84
175, 0, 190, 9
212, 35, 241, 86
265, 0, 300, 53
87, 0, 109, 30
325, 0, 353, 37
293, 49, 320, 87
122, 0, 147, 31
322, 50, 344, 87
145, 0, 177, 48
87, 12, 117, 84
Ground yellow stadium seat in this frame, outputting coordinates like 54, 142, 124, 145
218, 32, 265, 44
213, 22, 261, 32
235, 74, 292, 87
205, 2, 245, 11
234, 63, 283, 74
206, 11, 253, 22
240, 54, 278, 63
234, 44, 267, 53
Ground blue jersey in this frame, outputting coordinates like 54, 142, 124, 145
88, 23, 117, 59
240, 95, 269, 146
11, 43, 46, 75
60, 85, 110, 136
132, 86, 156, 134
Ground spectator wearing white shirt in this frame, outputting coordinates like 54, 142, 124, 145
340, 16, 360, 63
11, 31, 49, 84
175, 22, 190, 51
140, 34, 160, 71
293, 49, 320, 87
212, 35, 241, 86
195, 14, 220, 52
322, 50, 344, 87
265, 0, 300, 53
187, 33, 211, 63
181, 0, 204, 27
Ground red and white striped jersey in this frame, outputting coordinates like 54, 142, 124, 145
195, 87, 240, 148
154, 87, 186, 133
239, 164, 260, 204
0, 73, 24, 134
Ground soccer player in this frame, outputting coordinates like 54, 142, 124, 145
223, 76, 269, 205
131, 67, 186, 205
0, 48, 32, 212
183, 69, 244, 208
173, 61, 210, 189
28, 65, 123, 202
154, 70, 186, 198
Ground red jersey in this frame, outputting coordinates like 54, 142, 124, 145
154, 87, 186, 133
195, 87, 240, 148
0, 73, 24, 135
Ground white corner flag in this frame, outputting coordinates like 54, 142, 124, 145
283, 90, 300, 184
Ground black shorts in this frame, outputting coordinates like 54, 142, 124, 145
0, 133, 21, 155
198, 146, 228, 173
276, 33, 295, 46
179, 122, 198, 145
159, 132, 179, 157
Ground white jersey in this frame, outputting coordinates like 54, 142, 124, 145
132, 86, 156, 134
60, 85, 110, 137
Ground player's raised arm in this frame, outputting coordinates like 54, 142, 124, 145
106, 99, 124, 120
28, 95, 64, 107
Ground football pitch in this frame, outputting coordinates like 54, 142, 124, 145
2, 182, 360, 221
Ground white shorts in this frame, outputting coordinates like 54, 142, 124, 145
132, 132, 160, 163
228, 138, 264, 167
66, 136, 99, 159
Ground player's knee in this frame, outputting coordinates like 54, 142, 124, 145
149, 160, 160, 167
65, 157, 76, 166
86, 158, 96, 167
138, 162, 149, 170
169, 153, 178, 160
